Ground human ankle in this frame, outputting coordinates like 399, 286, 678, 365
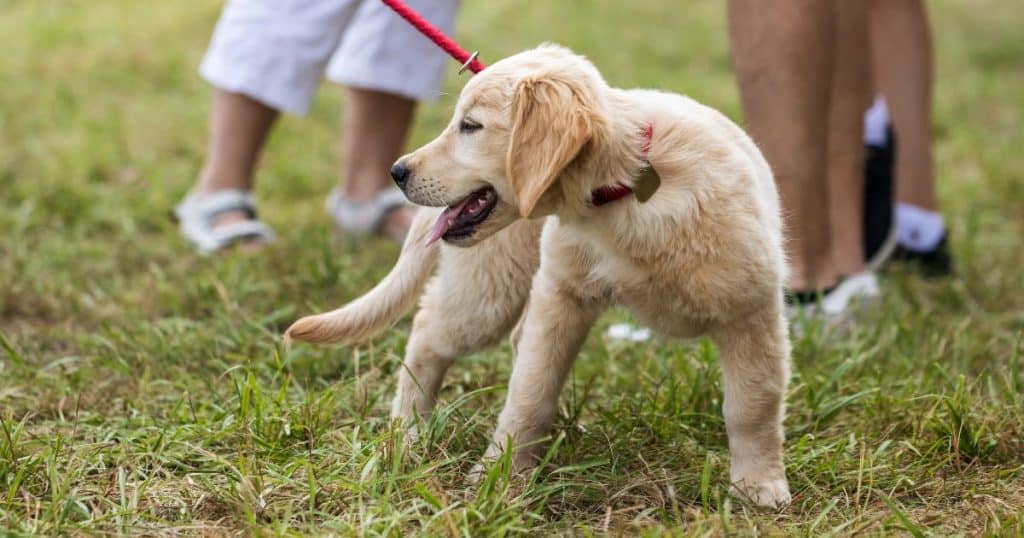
788, 258, 841, 292
789, 275, 840, 294
195, 164, 252, 195
341, 178, 394, 202
194, 180, 250, 196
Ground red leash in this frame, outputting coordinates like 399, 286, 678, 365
379, 0, 486, 74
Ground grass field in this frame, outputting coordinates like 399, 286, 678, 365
2, 0, 1023, 535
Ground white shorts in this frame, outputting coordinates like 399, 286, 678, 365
200, 0, 460, 115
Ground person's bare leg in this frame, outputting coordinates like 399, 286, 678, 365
729, 0, 838, 291
194, 90, 279, 234
339, 87, 417, 240
196, 90, 278, 195
870, 0, 937, 211
827, 0, 872, 276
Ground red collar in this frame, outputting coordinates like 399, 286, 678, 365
590, 124, 653, 207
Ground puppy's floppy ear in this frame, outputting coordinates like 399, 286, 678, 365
506, 77, 594, 218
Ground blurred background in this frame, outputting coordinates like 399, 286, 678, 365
0, 0, 1021, 534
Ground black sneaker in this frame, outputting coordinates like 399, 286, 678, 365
863, 126, 898, 271
892, 234, 954, 277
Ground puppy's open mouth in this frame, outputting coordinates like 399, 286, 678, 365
427, 187, 498, 245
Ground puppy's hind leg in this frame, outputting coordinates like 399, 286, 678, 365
711, 308, 792, 510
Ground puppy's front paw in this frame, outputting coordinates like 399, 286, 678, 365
466, 462, 488, 485
466, 443, 539, 486
729, 476, 791, 510
465, 444, 504, 486
402, 422, 421, 444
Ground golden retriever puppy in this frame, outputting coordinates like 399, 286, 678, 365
286, 44, 792, 508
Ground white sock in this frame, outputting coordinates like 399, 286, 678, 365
895, 202, 946, 252
863, 96, 890, 147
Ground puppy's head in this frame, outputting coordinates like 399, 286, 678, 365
393, 44, 608, 246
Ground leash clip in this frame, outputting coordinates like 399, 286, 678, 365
458, 51, 480, 75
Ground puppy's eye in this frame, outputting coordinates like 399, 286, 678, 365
459, 119, 483, 133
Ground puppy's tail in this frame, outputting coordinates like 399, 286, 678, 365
284, 208, 439, 345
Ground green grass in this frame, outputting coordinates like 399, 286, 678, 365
2, 0, 1023, 535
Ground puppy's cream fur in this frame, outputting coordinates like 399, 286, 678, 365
287, 45, 792, 508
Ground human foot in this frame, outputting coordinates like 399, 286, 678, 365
326, 188, 413, 242
174, 190, 274, 254
786, 272, 881, 325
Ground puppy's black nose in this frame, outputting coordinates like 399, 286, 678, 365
390, 162, 410, 189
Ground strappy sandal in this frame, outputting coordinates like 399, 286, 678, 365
173, 190, 275, 254
325, 187, 411, 240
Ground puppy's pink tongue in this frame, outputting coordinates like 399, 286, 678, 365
426, 198, 472, 245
